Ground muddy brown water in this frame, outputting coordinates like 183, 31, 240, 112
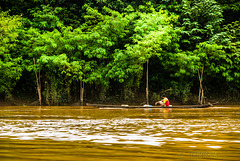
0, 105, 239, 161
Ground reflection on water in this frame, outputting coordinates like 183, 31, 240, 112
0, 106, 240, 161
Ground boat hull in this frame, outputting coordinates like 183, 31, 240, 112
86, 103, 218, 109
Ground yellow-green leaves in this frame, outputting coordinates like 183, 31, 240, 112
0, 11, 23, 99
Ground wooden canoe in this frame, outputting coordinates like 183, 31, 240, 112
86, 102, 218, 109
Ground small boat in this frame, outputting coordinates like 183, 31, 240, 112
86, 102, 218, 109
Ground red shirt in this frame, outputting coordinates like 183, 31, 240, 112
163, 97, 169, 106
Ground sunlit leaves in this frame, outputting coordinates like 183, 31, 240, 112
193, 42, 230, 76
0, 11, 23, 99
0, 11, 22, 55
128, 10, 179, 61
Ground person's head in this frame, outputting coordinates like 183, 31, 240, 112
162, 94, 166, 98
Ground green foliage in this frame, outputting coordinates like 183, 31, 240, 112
194, 42, 226, 75
221, 21, 240, 88
216, 0, 240, 23
171, 79, 193, 103
223, 21, 240, 42
0, 11, 22, 53
28, 5, 64, 31
217, 0, 240, 12
0, 11, 23, 99
1, 0, 240, 104
180, 0, 224, 50
38, 54, 84, 104
75, 6, 138, 85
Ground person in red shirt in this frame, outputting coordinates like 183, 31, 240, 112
155, 94, 169, 107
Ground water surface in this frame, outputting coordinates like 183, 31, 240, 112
0, 106, 239, 160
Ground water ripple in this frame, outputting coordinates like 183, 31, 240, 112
0, 118, 239, 147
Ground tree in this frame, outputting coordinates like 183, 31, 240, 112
17, 6, 81, 105
0, 11, 23, 100
221, 21, 240, 97
117, 8, 183, 103
180, 0, 224, 50
193, 42, 228, 103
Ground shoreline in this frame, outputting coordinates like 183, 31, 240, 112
0, 99, 239, 106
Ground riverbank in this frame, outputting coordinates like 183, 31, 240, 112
0, 97, 238, 106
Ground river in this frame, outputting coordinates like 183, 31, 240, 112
0, 105, 239, 161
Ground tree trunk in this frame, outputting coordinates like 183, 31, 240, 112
99, 84, 106, 102
33, 58, 41, 106
124, 85, 127, 103
146, 60, 149, 105
198, 70, 202, 104
198, 66, 204, 104
67, 85, 71, 103
80, 80, 84, 105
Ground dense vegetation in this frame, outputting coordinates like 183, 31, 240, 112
0, 0, 239, 105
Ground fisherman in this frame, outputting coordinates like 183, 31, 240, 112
155, 94, 169, 107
